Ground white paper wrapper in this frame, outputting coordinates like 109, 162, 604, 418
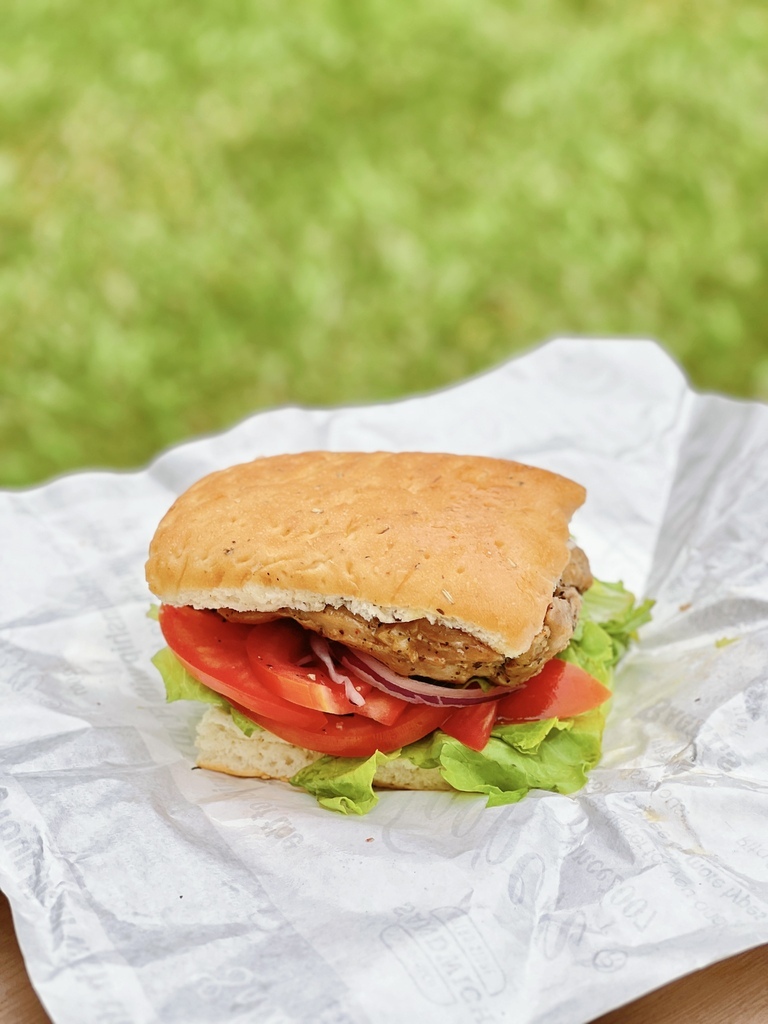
2, 338, 768, 1024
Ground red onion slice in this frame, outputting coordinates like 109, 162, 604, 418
309, 633, 366, 707
340, 649, 509, 708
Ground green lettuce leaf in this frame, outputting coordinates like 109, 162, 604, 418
152, 646, 263, 736
290, 751, 399, 815
230, 707, 262, 737
402, 712, 604, 807
152, 646, 228, 706
579, 579, 655, 665
558, 620, 617, 688
560, 579, 654, 686
580, 577, 639, 623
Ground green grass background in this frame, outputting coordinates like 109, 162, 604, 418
2, 0, 767, 486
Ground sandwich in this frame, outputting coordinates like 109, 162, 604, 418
146, 451, 651, 813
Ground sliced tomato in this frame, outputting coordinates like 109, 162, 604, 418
246, 620, 369, 715
158, 605, 329, 730
351, 688, 408, 727
440, 702, 498, 751
246, 620, 408, 725
240, 703, 451, 757
495, 658, 611, 723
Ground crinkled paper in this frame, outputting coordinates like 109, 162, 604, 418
1, 339, 767, 1023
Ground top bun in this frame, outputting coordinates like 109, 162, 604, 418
145, 451, 586, 659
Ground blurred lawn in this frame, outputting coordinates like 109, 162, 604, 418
1, 0, 767, 486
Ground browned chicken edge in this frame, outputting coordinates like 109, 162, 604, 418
216, 545, 593, 688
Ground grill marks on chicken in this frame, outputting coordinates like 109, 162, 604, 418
220, 545, 593, 688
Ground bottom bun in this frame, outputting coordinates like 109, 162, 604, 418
195, 707, 452, 792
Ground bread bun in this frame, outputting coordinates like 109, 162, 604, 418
196, 707, 452, 791
146, 451, 585, 659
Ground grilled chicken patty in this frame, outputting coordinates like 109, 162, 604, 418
219, 545, 592, 687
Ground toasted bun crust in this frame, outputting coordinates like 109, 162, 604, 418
146, 451, 585, 659
195, 707, 452, 791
